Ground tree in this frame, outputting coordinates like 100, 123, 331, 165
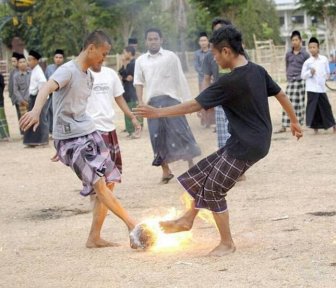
238, 0, 281, 48
299, 0, 336, 55
189, 0, 281, 49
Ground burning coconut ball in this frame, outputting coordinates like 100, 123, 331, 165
130, 223, 157, 249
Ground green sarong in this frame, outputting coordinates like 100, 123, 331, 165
125, 101, 143, 135
0, 107, 10, 140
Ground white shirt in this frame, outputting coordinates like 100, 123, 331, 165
86, 66, 124, 132
29, 64, 46, 95
301, 54, 330, 93
134, 48, 191, 103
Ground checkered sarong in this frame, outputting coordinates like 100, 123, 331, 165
177, 147, 255, 213
100, 130, 122, 174
0, 107, 10, 139
282, 79, 305, 126
215, 106, 230, 148
54, 131, 121, 196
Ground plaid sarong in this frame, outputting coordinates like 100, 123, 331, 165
282, 79, 305, 126
215, 106, 230, 148
147, 95, 201, 166
178, 147, 255, 213
0, 107, 10, 140
54, 131, 121, 196
100, 130, 122, 174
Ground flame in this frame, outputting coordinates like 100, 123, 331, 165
141, 207, 192, 252
180, 193, 216, 227
139, 193, 216, 252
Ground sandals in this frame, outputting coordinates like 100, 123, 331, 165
161, 173, 174, 184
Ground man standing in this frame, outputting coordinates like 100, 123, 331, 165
202, 18, 232, 147
45, 49, 65, 134
23, 50, 48, 147
119, 46, 142, 138
276, 30, 309, 133
0, 72, 10, 141
13, 54, 30, 131
194, 32, 209, 92
134, 28, 201, 183
194, 32, 215, 128
8, 52, 21, 133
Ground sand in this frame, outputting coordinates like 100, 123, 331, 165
0, 74, 335, 288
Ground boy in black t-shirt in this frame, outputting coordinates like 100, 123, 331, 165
134, 26, 302, 256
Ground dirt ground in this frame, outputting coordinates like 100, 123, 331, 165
0, 73, 336, 288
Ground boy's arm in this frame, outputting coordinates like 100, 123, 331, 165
275, 90, 303, 140
133, 99, 202, 118
19, 79, 59, 132
114, 95, 141, 132
135, 84, 144, 105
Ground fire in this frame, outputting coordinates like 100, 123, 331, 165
140, 207, 192, 252
137, 193, 216, 252
180, 193, 216, 227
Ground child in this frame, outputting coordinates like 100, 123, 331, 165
20, 31, 137, 248
301, 37, 336, 133
134, 26, 303, 256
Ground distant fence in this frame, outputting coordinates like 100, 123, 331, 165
0, 47, 288, 88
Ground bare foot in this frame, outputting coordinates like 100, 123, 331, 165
86, 238, 120, 248
208, 242, 236, 257
160, 218, 193, 233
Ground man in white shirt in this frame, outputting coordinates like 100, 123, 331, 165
23, 50, 49, 146
134, 28, 201, 183
301, 37, 336, 133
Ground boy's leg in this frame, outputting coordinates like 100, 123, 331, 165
160, 199, 199, 232
209, 210, 236, 257
161, 163, 174, 183
93, 178, 136, 232
86, 195, 120, 248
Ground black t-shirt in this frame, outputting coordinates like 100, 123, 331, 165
196, 62, 281, 161
118, 58, 138, 102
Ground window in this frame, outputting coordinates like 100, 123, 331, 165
291, 15, 304, 24
279, 16, 285, 26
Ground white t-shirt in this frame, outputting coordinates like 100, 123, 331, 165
301, 54, 330, 93
87, 66, 124, 132
134, 48, 191, 103
29, 64, 46, 95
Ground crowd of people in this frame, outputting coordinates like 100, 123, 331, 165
0, 17, 334, 255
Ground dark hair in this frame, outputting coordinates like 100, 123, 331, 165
291, 30, 301, 40
83, 30, 111, 49
211, 17, 232, 31
199, 31, 208, 38
125, 46, 136, 56
308, 36, 319, 46
145, 28, 162, 39
210, 26, 245, 55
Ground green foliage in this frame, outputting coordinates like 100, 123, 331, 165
238, 0, 281, 48
0, 0, 282, 57
298, 0, 336, 19
190, 0, 281, 49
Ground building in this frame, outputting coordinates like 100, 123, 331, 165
274, 0, 327, 49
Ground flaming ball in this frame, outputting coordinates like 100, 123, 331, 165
130, 223, 157, 249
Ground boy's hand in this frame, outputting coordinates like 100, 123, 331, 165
290, 122, 303, 140
131, 117, 142, 137
19, 110, 40, 132
133, 105, 159, 118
